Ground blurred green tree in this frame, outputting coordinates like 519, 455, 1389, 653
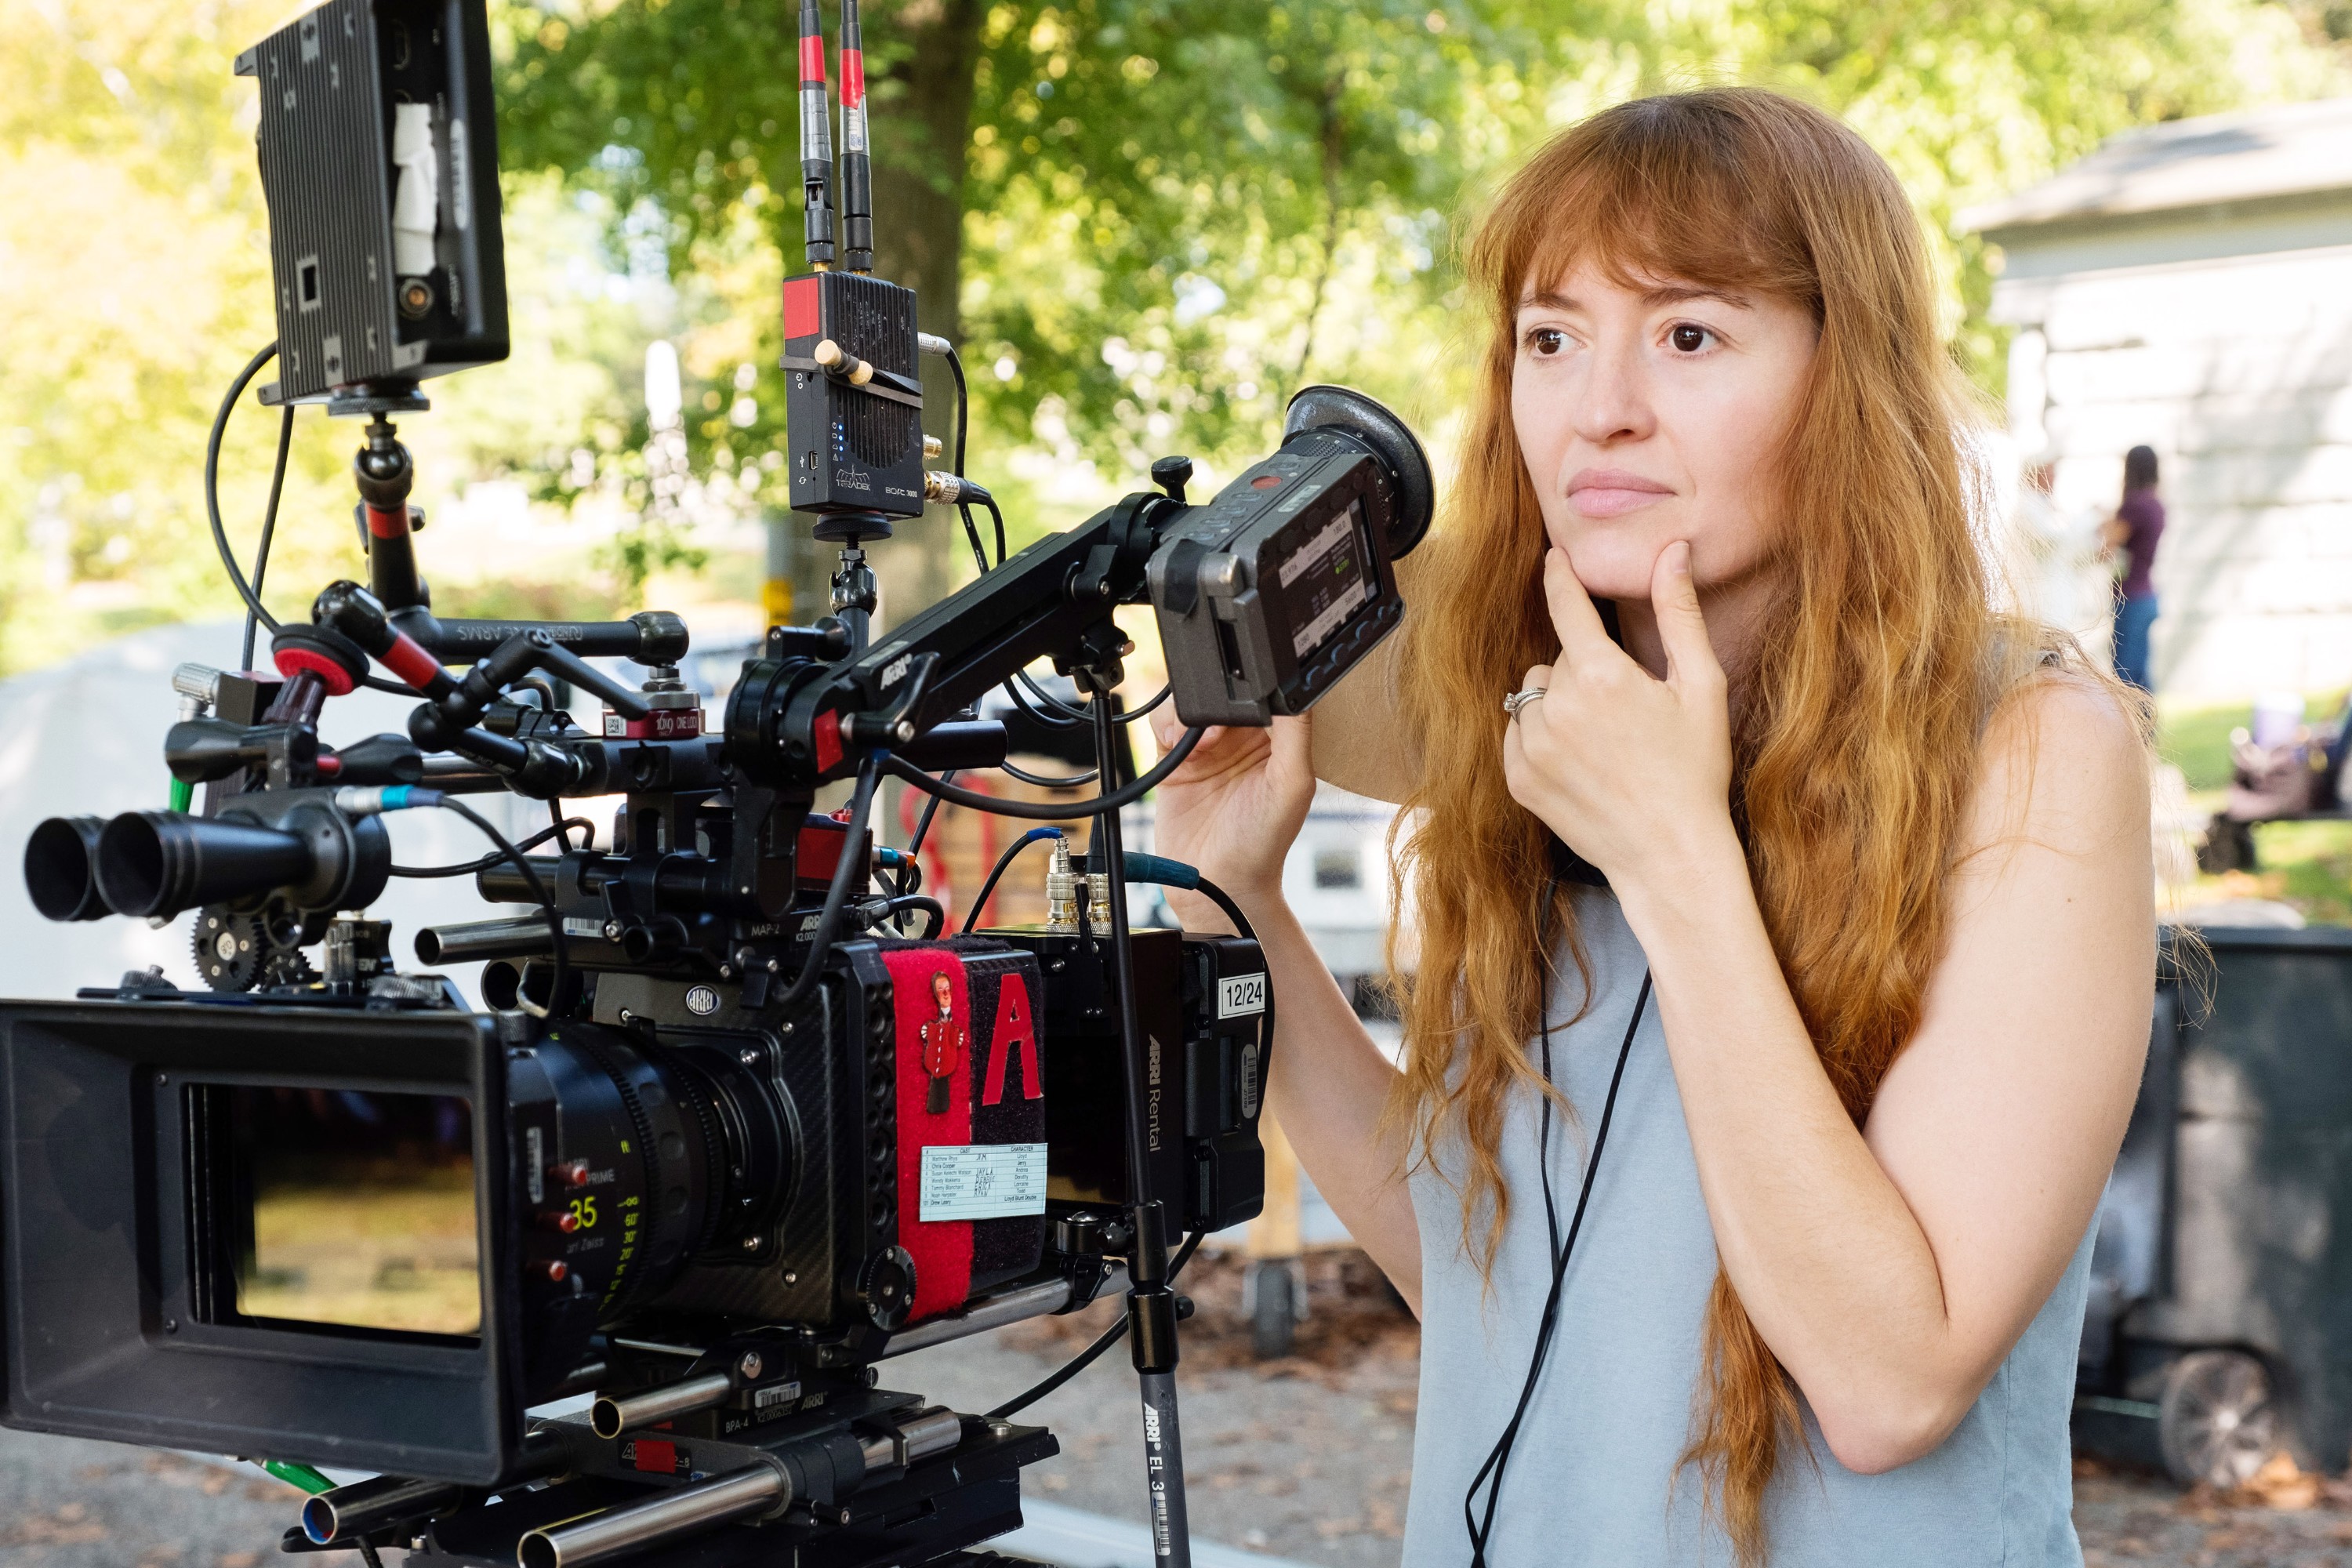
496, 0, 2345, 509
2, 0, 2344, 675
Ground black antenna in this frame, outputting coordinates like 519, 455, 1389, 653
798, 0, 835, 270
837, 0, 873, 273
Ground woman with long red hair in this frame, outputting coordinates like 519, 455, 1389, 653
1153, 88, 2153, 1565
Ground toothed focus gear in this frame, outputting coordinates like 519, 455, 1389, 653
193, 903, 322, 993
192, 907, 267, 992
259, 943, 321, 989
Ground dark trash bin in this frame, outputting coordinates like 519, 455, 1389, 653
2078, 924, 2352, 1485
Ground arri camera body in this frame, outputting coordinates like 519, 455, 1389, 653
2, 3, 1432, 1566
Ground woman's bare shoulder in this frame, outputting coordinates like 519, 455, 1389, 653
1969, 669, 2151, 859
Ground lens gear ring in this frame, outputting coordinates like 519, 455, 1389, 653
191, 907, 267, 992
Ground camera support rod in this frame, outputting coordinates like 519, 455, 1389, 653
763, 490, 1171, 784
354, 419, 691, 663
1084, 668, 1192, 1568
314, 581, 653, 795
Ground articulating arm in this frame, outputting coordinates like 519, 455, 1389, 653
725, 492, 1174, 789
314, 580, 654, 797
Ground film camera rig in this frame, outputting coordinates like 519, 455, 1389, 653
2, 2, 1433, 1566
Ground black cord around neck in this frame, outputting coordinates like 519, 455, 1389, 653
1462, 921, 1652, 1566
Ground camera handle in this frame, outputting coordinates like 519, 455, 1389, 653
1078, 662, 1194, 1568
314, 582, 651, 797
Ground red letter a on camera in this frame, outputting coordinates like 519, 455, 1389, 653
981, 974, 1044, 1105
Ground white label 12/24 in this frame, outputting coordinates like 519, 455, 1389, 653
1218, 973, 1267, 1019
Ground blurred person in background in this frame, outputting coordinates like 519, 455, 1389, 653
2103, 445, 2164, 691
1155, 88, 2152, 1568
2013, 450, 2109, 641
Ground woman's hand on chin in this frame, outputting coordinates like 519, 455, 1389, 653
1501, 541, 1740, 898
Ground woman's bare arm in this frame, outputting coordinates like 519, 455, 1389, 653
1238, 895, 1424, 1312
1632, 681, 2149, 1471
1508, 545, 2152, 1473
1146, 711, 1425, 1308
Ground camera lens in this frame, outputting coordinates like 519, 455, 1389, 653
514, 1023, 796, 1349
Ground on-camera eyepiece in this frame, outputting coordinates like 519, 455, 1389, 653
1149, 384, 1432, 727
24, 816, 111, 922
1283, 383, 1436, 559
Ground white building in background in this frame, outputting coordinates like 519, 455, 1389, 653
1962, 97, 2352, 700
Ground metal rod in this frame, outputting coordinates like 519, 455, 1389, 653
880, 1276, 1098, 1357
301, 1475, 464, 1544
608, 1336, 707, 1359
1138, 1370, 1191, 1563
857, 1406, 962, 1471
516, 1463, 789, 1568
1091, 684, 1193, 1568
418, 756, 517, 793
415, 914, 564, 964
590, 1370, 736, 1439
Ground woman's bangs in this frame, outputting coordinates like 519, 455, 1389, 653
1497, 144, 1806, 313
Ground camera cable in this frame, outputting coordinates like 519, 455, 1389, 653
1107, 855, 1272, 1065
1000, 668, 1086, 731
388, 815, 593, 879
240, 402, 295, 673
767, 753, 883, 1013
1461, 914, 1650, 1568
206, 343, 407, 695
938, 344, 1003, 575
997, 757, 1098, 789
957, 826, 1064, 934
985, 1228, 1206, 1421
341, 786, 574, 1014
869, 893, 945, 938
1007, 669, 1170, 731
432, 797, 571, 1018
905, 770, 955, 863
884, 724, 1202, 821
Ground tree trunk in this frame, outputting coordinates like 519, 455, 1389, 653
866, 0, 985, 622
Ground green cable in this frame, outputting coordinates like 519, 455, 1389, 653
169, 778, 194, 812
256, 1457, 334, 1494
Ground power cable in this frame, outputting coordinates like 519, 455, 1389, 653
884, 725, 1201, 820
983, 1231, 1205, 1421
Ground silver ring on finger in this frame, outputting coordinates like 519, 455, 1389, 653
1503, 687, 1548, 717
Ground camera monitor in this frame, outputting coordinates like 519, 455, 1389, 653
236, 0, 508, 405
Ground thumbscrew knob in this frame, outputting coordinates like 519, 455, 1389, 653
1149, 455, 1194, 506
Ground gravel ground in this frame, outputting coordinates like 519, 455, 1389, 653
4, 1253, 2349, 1568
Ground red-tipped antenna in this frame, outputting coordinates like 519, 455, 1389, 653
837, 0, 873, 273
799, 0, 835, 270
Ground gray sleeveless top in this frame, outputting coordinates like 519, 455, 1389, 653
1402, 887, 2094, 1566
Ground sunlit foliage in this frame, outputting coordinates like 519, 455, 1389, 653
1, 0, 2343, 671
